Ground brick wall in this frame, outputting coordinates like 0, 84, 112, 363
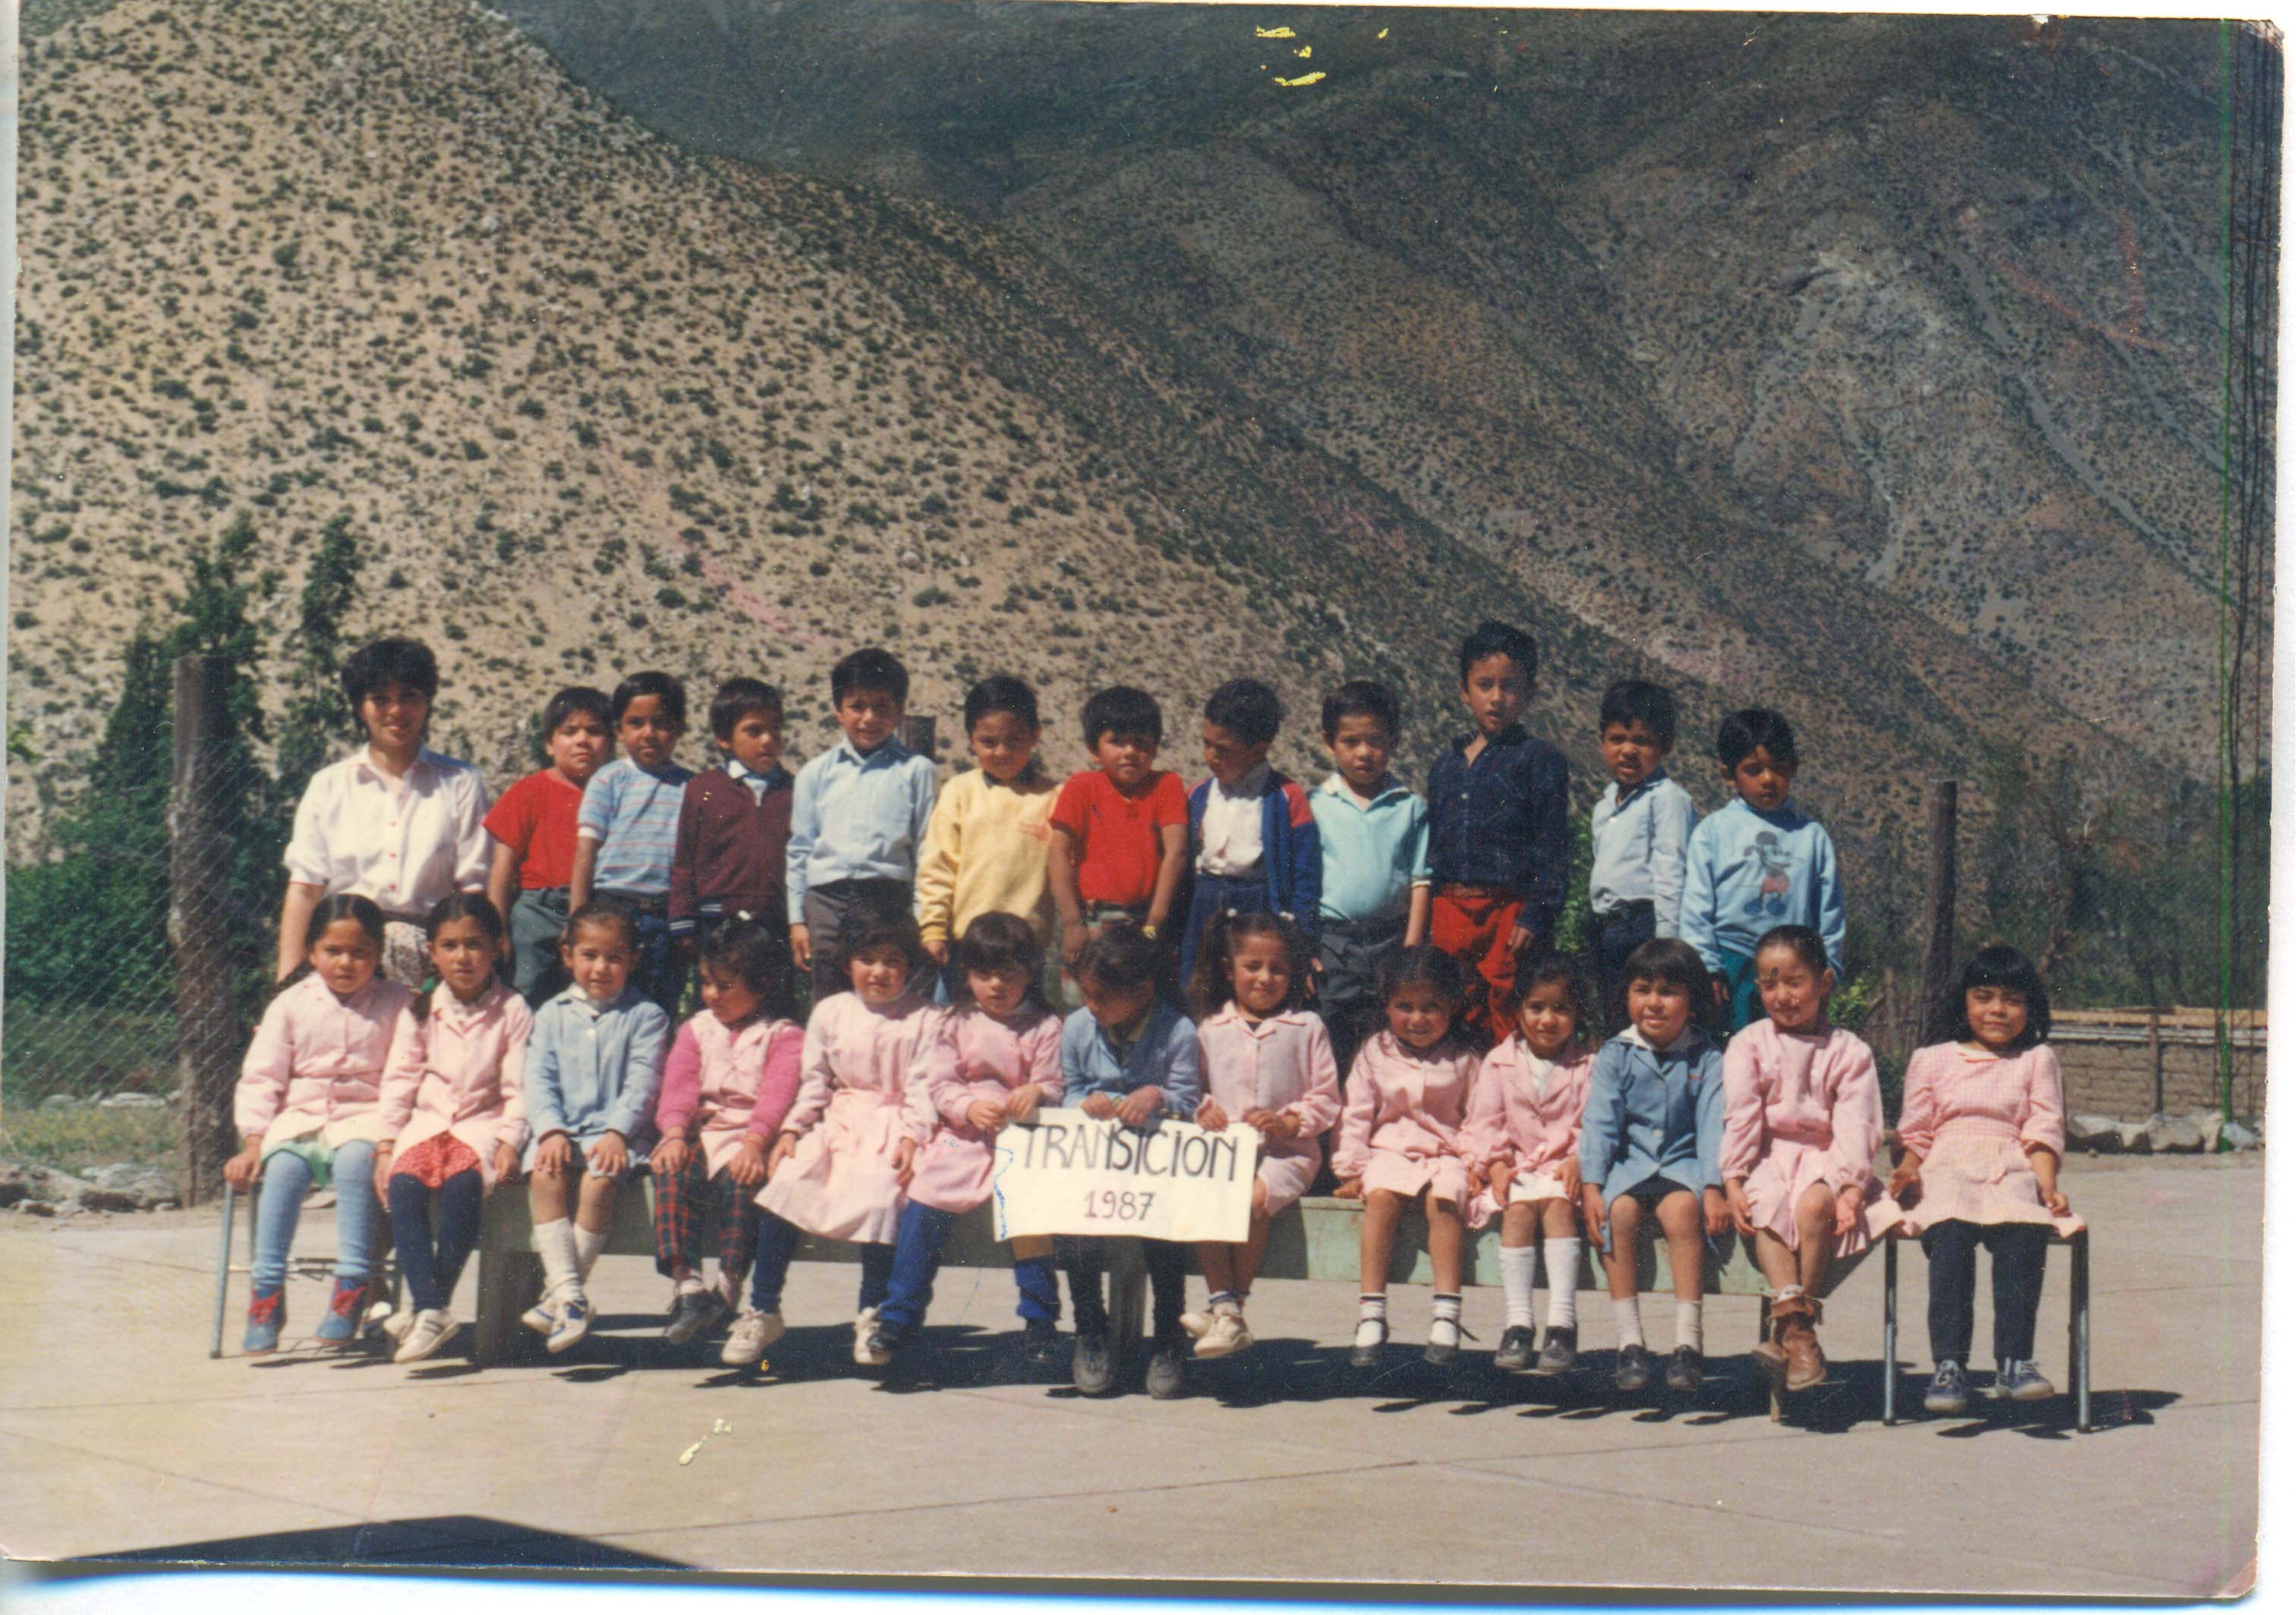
2055, 1029, 2267, 1120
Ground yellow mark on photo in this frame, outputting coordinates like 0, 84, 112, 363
1274, 71, 1325, 87
1255, 26, 1296, 39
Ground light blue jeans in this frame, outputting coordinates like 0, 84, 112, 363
251, 1139, 380, 1293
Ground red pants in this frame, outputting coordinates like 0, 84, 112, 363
1429, 887, 1524, 1046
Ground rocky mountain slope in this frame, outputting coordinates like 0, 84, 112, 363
11, 0, 2247, 940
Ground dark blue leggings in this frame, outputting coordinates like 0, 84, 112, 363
875, 1201, 1061, 1336
387, 1169, 485, 1314
751, 1208, 896, 1314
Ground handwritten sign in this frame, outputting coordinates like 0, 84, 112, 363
991, 1109, 1255, 1243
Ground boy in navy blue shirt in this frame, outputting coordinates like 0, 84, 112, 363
1425, 621, 1570, 1046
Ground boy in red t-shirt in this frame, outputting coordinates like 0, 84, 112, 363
1047, 686, 1188, 1001
484, 687, 614, 1005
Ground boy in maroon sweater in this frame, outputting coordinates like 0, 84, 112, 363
669, 679, 795, 996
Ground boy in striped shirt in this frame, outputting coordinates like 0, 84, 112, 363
570, 671, 694, 1013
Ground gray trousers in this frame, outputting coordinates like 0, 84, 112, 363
508, 887, 570, 1008
802, 878, 914, 1002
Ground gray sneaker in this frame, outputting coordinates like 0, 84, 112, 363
1072, 1330, 1114, 1395
1924, 1359, 1970, 1415
1533, 1325, 1578, 1375
1614, 1341, 1656, 1392
1993, 1357, 2056, 1402
1145, 1340, 1187, 1399
1493, 1324, 1537, 1373
663, 1289, 727, 1346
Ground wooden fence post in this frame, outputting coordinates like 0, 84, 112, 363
1916, 780, 1958, 1047
171, 654, 238, 1207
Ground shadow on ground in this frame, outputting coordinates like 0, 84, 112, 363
86, 1516, 687, 1569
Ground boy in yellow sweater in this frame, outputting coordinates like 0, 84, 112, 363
915, 676, 1060, 996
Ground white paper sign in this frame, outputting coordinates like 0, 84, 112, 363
990, 1108, 1256, 1242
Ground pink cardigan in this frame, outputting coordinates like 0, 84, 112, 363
1461, 1036, 1594, 1179
236, 972, 414, 1156
653, 1012, 805, 1176
376, 979, 532, 1187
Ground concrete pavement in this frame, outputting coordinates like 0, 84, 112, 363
0, 1155, 2260, 1595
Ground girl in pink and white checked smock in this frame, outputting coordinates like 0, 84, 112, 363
1718, 924, 1883, 1397
865, 913, 1068, 1367
746, 901, 939, 1370
1867, 943, 2080, 1414
228, 894, 413, 1356
1180, 912, 1342, 1362
1333, 946, 1482, 1368
1462, 954, 1596, 1377
372, 892, 531, 1365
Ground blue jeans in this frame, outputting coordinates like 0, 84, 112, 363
387, 1168, 484, 1313
252, 1139, 380, 1293
750, 1209, 896, 1314
599, 891, 681, 1015
876, 1201, 1060, 1336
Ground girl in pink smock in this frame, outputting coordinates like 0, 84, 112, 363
1463, 954, 1596, 1377
647, 919, 805, 1363
372, 892, 531, 1364
1183, 911, 1342, 1361
1333, 945, 1482, 1368
1718, 924, 1883, 1396
1869, 943, 2080, 1414
745, 902, 939, 1370
228, 894, 414, 1355
865, 912, 1067, 1366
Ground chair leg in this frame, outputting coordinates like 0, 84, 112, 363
1759, 1296, 1782, 1421
1107, 1239, 1148, 1389
1882, 1238, 1898, 1427
2071, 1231, 2092, 1434
210, 1185, 238, 1359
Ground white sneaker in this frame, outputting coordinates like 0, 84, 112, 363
546, 1292, 592, 1355
375, 1305, 415, 1343
720, 1307, 785, 1367
854, 1307, 890, 1367
1193, 1310, 1253, 1359
521, 1292, 560, 1335
394, 1308, 457, 1364
1179, 1309, 1214, 1340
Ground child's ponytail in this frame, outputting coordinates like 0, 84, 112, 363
1187, 910, 1309, 1021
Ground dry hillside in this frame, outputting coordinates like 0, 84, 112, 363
11, 0, 2228, 939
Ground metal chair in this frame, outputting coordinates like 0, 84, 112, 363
1877, 1226, 2093, 1432
208, 1180, 402, 1358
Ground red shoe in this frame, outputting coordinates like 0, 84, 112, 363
244, 1289, 285, 1355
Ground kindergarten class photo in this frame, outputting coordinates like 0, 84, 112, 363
0, 0, 2276, 1599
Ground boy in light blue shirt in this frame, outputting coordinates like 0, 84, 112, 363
1306, 680, 1430, 1075
570, 671, 694, 1014
786, 647, 937, 1002
1588, 680, 1699, 1026
1679, 708, 1845, 1032
1057, 926, 1200, 1401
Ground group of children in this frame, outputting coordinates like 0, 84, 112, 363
235, 621, 2077, 1414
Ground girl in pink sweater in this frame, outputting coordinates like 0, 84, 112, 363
1718, 924, 1883, 1396
228, 895, 413, 1355
866, 913, 1067, 1365
1463, 954, 1596, 1376
1333, 946, 1482, 1368
1183, 911, 1342, 1361
373, 893, 532, 1364
649, 919, 805, 1359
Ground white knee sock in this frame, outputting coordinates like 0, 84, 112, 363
535, 1218, 581, 1298
1542, 1236, 1582, 1329
1356, 1292, 1387, 1347
574, 1224, 607, 1280
1611, 1295, 1645, 1349
1675, 1299, 1703, 1354
1500, 1246, 1539, 1329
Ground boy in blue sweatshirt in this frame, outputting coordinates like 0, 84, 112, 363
1058, 926, 1202, 1401
1679, 709, 1845, 1032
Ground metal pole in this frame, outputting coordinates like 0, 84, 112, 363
171, 653, 239, 1207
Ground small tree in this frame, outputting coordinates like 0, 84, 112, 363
275, 513, 364, 803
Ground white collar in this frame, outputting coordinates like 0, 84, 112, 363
1622, 1024, 1703, 1056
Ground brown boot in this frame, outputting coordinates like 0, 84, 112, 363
1752, 1302, 1791, 1387
1773, 1293, 1826, 1390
